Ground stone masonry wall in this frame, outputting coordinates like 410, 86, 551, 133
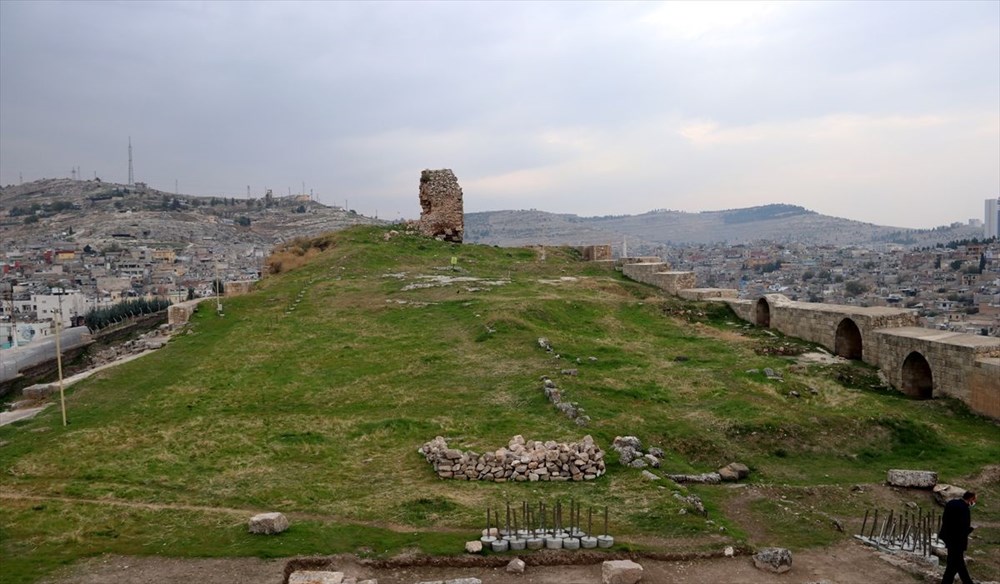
621, 263, 696, 294
419, 435, 605, 482
575, 245, 612, 261
417, 169, 464, 243
876, 328, 1000, 405
969, 359, 1000, 418
765, 301, 919, 367
678, 288, 738, 301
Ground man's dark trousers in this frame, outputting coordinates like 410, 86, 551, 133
939, 497, 974, 584
942, 543, 973, 584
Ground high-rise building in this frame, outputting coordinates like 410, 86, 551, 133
986, 197, 1000, 239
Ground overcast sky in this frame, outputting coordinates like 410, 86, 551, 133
1, 1, 997, 228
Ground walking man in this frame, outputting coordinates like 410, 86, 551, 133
939, 490, 977, 584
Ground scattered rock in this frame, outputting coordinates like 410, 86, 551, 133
560, 368, 578, 376
717, 462, 750, 482
886, 469, 937, 489
22, 384, 55, 400
538, 338, 553, 352
248, 512, 289, 535
506, 558, 525, 574
601, 559, 643, 584
788, 390, 800, 398
753, 547, 792, 573
641, 470, 660, 481
288, 571, 344, 584
724, 546, 734, 557
666, 472, 722, 485
933, 483, 967, 506
464, 540, 482, 554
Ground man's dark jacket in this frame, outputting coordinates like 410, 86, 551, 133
938, 498, 972, 551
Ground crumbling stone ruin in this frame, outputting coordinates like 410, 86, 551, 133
417, 169, 464, 243
419, 435, 605, 482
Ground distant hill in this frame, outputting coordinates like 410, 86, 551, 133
0, 178, 384, 250
466, 204, 982, 251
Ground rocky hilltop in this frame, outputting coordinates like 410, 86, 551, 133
0, 178, 384, 251
466, 204, 982, 251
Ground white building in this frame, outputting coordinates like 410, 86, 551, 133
986, 197, 1000, 239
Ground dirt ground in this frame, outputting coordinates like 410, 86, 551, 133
39, 541, 933, 584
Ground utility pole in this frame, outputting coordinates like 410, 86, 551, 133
128, 136, 134, 186
54, 289, 67, 426
214, 260, 223, 316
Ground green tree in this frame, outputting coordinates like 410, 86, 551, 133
844, 281, 868, 296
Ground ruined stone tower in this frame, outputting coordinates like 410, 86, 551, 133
417, 169, 464, 243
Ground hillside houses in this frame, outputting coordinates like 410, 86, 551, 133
666, 239, 1000, 337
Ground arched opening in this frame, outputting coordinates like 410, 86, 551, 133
755, 298, 771, 328
901, 352, 933, 399
834, 318, 863, 360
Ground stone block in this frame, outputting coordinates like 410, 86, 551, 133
22, 384, 55, 400
465, 540, 482, 554
933, 483, 967, 506
718, 462, 750, 481
247, 512, 289, 534
506, 558, 525, 573
288, 571, 344, 584
886, 469, 937, 489
753, 547, 792, 573
602, 559, 643, 584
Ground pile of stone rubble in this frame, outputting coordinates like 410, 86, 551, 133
419, 435, 606, 482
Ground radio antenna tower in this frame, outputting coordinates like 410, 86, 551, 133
128, 137, 134, 186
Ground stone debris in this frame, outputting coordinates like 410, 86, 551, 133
665, 472, 722, 485
247, 512, 289, 535
415, 580, 481, 584
464, 540, 482, 554
540, 376, 590, 427
416, 169, 464, 243
752, 547, 792, 573
886, 469, 937, 489
288, 572, 344, 584
610, 436, 664, 470
21, 383, 56, 400
601, 559, 643, 584
538, 337, 553, 352
641, 470, 660, 481
932, 483, 967, 505
717, 462, 750, 482
505, 558, 526, 573
672, 492, 706, 516
724, 546, 735, 557
419, 435, 606, 482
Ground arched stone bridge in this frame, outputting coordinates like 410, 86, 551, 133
614, 258, 1000, 420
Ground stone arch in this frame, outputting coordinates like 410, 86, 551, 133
901, 351, 933, 399
755, 298, 771, 328
834, 318, 863, 360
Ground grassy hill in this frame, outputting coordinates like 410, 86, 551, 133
2, 225, 998, 583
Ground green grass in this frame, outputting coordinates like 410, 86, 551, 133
2, 226, 999, 583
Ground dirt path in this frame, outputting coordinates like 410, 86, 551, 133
38, 541, 929, 584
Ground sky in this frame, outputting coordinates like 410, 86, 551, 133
1, 1, 998, 228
